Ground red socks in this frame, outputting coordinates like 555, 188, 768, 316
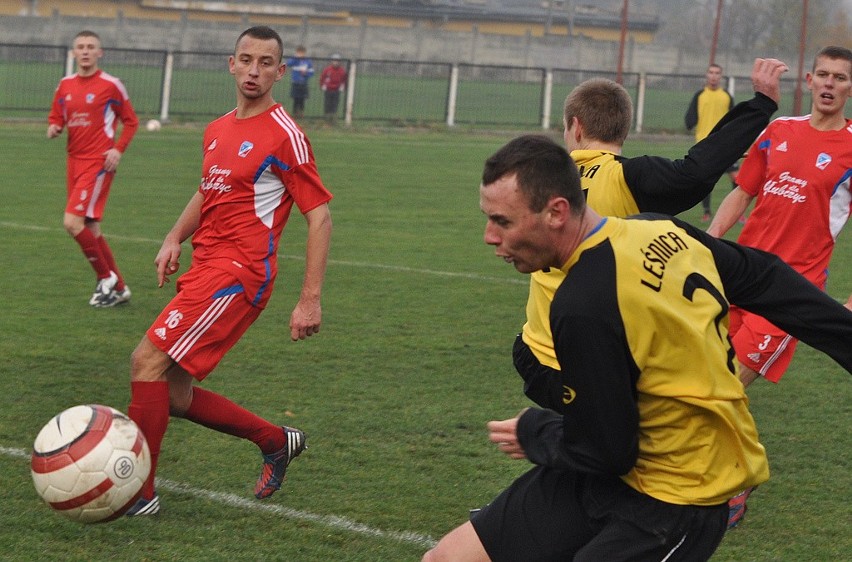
128, 381, 170, 500
128, 383, 284, 500
74, 230, 125, 289
184, 387, 285, 454
97, 235, 125, 290
73, 229, 111, 278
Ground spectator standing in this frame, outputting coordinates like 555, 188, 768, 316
320, 54, 347, 125
47, 30, 139, 307
286, 45, 314, 118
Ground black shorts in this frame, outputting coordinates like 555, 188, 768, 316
470, 466, 727, 562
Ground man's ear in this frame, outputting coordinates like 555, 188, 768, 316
572, 117, 586, 144
546, 197, 571, 228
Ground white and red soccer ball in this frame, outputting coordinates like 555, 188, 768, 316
31, 404, 151, 523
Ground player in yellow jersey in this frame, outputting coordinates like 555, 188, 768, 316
423, 135, 852, 562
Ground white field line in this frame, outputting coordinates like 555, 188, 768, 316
0, 220, 526, 285
1, 218, 510, 548
1, 445, 437, 549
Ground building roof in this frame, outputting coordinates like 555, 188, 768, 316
184, 0, 658, 31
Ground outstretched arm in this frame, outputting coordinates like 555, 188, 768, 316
672, 216, 852, 373
627, 58, 787, 214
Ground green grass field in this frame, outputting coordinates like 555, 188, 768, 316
0, 122, 849, 561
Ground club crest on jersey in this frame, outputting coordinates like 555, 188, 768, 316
86, 93, 95, 104
238, 141, 254, 158
815, 152, 831, 170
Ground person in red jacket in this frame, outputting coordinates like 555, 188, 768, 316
47, 30, 139, 307
320, 54, 347, 125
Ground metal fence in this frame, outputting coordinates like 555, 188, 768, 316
1, 43, 802, 132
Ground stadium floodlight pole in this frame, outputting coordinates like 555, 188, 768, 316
793, 0, 809, 116
709, 0, 724, 65
616, 0, 629, 84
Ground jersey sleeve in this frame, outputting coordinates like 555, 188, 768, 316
114, 89, 139, 153
48, 82, 66, 127
517, 242, 641, 475
684, 90, 700, 130
285, 161, 332, 213
731, 128, 770, 196
624, 92, 776, 215
277, 136, 332, 213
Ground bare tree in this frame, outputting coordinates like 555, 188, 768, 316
656, 0, 848, 68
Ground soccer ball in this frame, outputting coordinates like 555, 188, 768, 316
145, 119, 161, 131
31, 404, 151, 523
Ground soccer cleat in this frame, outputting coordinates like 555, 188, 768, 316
125, 493, 160, 517
254, 427, 307, 499
89, 271, 118, 306
726, 486, 756, 529
93, 285, 131, 308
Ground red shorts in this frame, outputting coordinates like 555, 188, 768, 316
729, 305, 798, 383
146, 265, 262, 380
65, 157, 114, 220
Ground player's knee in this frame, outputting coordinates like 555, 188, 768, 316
63, 215, 84, 236
130, 338, 169, 383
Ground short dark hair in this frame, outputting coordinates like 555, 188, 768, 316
482, 135, 585, 215
563, 78, 632, 145
813, 45, 852, 74
235, 26, 284, 63
73, 30, 100, 43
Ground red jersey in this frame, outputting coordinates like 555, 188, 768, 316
192, 104, 332, 308
48, 69, 139, 159
320, 65, 347, 91
736, 116, 852, 288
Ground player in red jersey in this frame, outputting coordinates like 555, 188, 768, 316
124, 26, 333, 516
708, 45, 852, 388
47, 30, 139, 307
